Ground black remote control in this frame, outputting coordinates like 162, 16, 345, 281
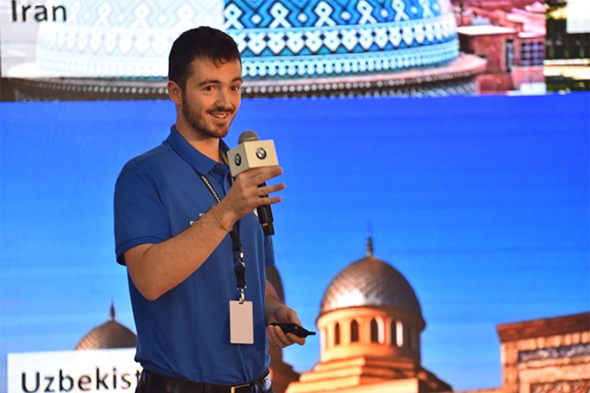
269, 323, 316, 337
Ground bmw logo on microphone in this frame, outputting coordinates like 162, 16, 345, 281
256, 147, 267, 160
234, 153, 242, 166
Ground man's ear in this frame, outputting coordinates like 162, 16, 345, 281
167, 81, 183, 105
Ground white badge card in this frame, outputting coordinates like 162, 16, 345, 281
229, 300, 254, 344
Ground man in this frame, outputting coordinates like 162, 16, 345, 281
114, 26, 306, 393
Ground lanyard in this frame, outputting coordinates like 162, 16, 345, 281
195, 165, 247, 303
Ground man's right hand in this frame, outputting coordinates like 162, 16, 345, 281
215, 165, 285, 229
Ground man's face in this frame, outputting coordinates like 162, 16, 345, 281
179, 57, 242, 140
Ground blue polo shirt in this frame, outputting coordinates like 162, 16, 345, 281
114, 126, 274, 384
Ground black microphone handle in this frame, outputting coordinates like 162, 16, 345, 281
257, 183, 275, 236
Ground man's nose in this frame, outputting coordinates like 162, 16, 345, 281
216, 89, 233, 108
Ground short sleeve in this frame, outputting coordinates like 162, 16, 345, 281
114, 166, 170, 265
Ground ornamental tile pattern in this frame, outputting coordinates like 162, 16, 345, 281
33, 0, 458, 79
225, 0, 459, 79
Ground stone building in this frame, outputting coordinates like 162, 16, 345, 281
496, 312, 590, 393
281, 238, 589, 393
286, 238, 451, 393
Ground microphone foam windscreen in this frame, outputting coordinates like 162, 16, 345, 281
238, 130, 259, 144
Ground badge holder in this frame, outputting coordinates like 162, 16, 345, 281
197, 169, 254, 345
228, 230, 254, 344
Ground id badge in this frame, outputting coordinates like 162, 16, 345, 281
229, 300, 254, 344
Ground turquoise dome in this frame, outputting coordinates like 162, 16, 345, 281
29, 0, 458, 79
225, 0, 459, 80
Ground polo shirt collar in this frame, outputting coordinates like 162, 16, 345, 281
166, 126, 230, 175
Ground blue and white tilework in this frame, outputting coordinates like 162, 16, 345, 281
30, 0, 458, 79
224, 0, 459, 79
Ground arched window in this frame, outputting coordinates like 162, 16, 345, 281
351, 320, 359, 342
392, 320, 404, 347
334, 322, 340, 346
370, 319, 379, 343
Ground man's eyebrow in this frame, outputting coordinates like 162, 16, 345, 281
197, 78, 221, 87
196, 77, 243, 87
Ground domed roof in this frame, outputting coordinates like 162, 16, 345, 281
75, 304, 136, 350
320, 238, 423, 318
26, 0, 458, 80
228, 0, 459, 80
9, 0, 487, 99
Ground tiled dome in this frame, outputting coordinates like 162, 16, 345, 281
320, 238, 422, 318
75, 304, 136, 350
29, 0, 458, 79
227, 0, 459, 80
9, 0, 483, 99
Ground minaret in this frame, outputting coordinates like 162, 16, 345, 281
366, 235, 374, 257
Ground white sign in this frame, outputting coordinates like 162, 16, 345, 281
8, 349, 141, 393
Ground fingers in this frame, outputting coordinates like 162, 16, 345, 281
221, 166, 284, 220
266, 306, 307, 349
234, 166, 285, 205
257, 183, 285, 199
266, 324, 306, 349
239, 165, 283, 187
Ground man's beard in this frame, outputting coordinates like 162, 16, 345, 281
181, 93, 231, 140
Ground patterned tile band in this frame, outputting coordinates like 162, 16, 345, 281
33, 0, 458, 79
226, 0, 459, 78
518, 343, 590, 363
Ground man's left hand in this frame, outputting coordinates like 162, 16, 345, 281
266, 305, 307, 348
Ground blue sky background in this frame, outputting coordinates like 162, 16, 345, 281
1, 92, 589, 391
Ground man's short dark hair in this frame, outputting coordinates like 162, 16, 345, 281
168, 26, 241, 89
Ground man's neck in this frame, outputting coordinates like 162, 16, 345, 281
175, 124, 221, 162
192, 138, 221, 162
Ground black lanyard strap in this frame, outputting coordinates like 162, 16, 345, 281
196, 170, 247, 303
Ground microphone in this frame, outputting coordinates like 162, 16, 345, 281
228, 131, 279, 236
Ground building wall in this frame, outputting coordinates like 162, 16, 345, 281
497, 313, 590, 393
460, 32, 516, 92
